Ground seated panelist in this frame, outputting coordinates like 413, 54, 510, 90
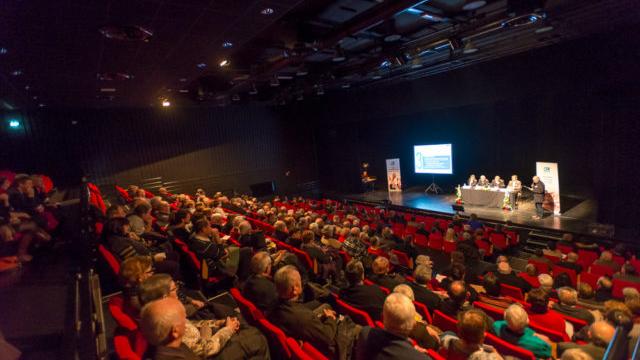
467, 174, 478, 187
477, 175, 490, 187
490, 176, 505, 188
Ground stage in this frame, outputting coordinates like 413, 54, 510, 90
333, 186, 600, 237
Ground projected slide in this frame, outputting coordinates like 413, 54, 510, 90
414, 144, 453, 174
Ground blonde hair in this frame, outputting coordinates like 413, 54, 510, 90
120, 256, 152, 286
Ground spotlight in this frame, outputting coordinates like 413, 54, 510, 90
38, 103, 46, 108
8, 120, 20, 128
219, 59, 229, 67
222, 41, 233, 48
196, 63, 207, 69
316, 85, 324, 96
421, 13, 445, 22
260, 7, 274, 15
372, 75, 382, 80
341, 83, 351, 89
162, 99, 171, 107
384, 34, 402, 42
296, 67, 309, 76
0, 47, 7, 55
296, 93, 304, 101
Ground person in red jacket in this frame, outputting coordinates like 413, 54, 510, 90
527, 288, 573, 339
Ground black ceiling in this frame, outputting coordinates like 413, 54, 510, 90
1, 0, 638, 109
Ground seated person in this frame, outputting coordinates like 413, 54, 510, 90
552, 287, 596, 324
118, 256, 155, 317
408, 265, 442, 311
440, 309, 502, 359
354, 293, 428, 360
368, 256, 405, 291
529, 249, 554, 267
543, 241, 563, 258
167, 209, 192, 241
538, 273, 555, 295
300, 230, 339, 282
490, 175, 505, 188
268, 265, 360, 359
557, 233, 577, 252
518, 264, 541, 288
321, 225, 342, 250
594, 276, 613, 302
493, 304, 552, 359
188, 219, 250, 279
527, 288, 573, 339
440, 262, 478, 303
272, 220, 289, 242
340, 260, 386, 320
209, 213, 225, 233
576, 283, 604, 311
342, 227, 368, 260
392, 285, 441, 350
152, 201, 171, 228
614, 264, 640, 283
140, 297, 197, 360
477, 175, 490, 187
477, 273, 514, 309
242, 251, 278, 313
157, 187, 175, 202
557, 320, 615, 360
557, 252, 583, 274
237, 221, 267, 251
593, 251, 621, 272
139, 274, 270, 359
440, 281, 472, 318
7, 175, 48, 229
106, 204, 127, 219
495, 261, 531, 293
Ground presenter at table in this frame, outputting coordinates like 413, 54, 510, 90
467, 174, 478, 186
531, 176, 545, 219
477, 175, 490, 187
507, 175, 522, 210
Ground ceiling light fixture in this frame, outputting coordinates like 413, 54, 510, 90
372, 75, 382, 80
502, 13, 544, 28
462, 1, 487, 11
178, 89, 189, 93
0, 47, 7, 55
38, 103, 46, 108
8, 119, 20, 128
197, 63, 207, 69
341, 83, 351, 89
405, 8, 423, 15
232, 94, 240, 101
316, 85, 324, 96
384, 34, 402, 42
219, 59, 229, 67
332, 46, 346, 62
260, 7, 274, 15
297, 93, 304, 101
24, 85, 30, 91
162, 99, 171, 107
277, 74, 294, 80
222, 41, 233, 48
11, 70, 22, 76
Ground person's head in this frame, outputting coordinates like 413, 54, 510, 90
140, 297, 187, 347
547, 241, 557, 251
372, 256, 390, 275
413, 265, 432, 286
479, 175, 486, 182
567, 252, 579, 263
538, 273, 553, 292
393, 284, 415, 301
470, 213, 478, 221
496, 255, 508, 264
511, 174, 518, 181
457, 309, 487, 346
525, 263, 538, 277
599, 251, 613, 262
451, 251, 464, 264
345, 260, 365, 286
504, 304, 529, 334
534, 248, 544, 257
493, 175, 500, 182
383, 293, 416, 338
554, 272, 573, 289
561, 233, 573, 242
603, 300, 632, 318
193, 219, 212, 236
301, 230, 314, 244
622, 263, 637, 276
250, 251, 272, 276
448, 280, 468, 305
533, 176, 540, 183
623, 287, 640, 302
626, 298, 640, 318
106, 205, 127, 219
14, 175, 33, 192
469, 174, 476, 181
597, 276, 613, 291
578, 283, 594, 300
171, 209, 191, 226
527, 288, 550, 314
322, 225, 335, 238
0, 176, 10, 190
274, 265, 303, 301
482, 273, 501, 297
560, 348, 594, 360
449, 262, 467, 281
239, 221, 252, 235
119, 256, 153, 287
210, 213, 223, 225
105, 217, 131, 237
445, 228, 456, 241
414, 255, 432, 268
497, 261, 512, 275
558, 287, 579, 306
588, 320, 615, 348
138, 273, 177, 305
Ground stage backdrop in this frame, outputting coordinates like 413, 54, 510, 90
536, 162, 561, 215
386, 158, 402, 192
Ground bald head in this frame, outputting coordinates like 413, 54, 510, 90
383, 293, 416, 338
393, 284, 415, 301
140, 297, 186, 346
250, 251, 272, 275
274, 265, 302, 300
239, 221, 252, 235
372, 256, 390, 275
589, 320, 615, 347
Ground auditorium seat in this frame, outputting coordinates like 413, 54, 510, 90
557, 244, 574, 254
500, 283, 525, 300
612, 279, 640, 299
287, 338, 329, 360
528, 259, 550, 274
392, 223, 405, 237
577, 250, 599, 269
427, 233, 443, 251
472, 301, 504, 321
113, 328, 147, 360
489, 232, 508, 251
333, 295, 375, 327
528, 321, 570, 342
115, 185, 132, 203
173, 238, 222, 286
588, 263, 615, 277
98, 244, 121, 275
518, 272, 540, 288
557, 313, 588, 331
257, 318, 292, 359
579, 271, 599, 289
413, 234, 429, 248
363, 279, 390, 294
230, 288, 264, 324
108, 295, 138, 331
553, 265, 577, 287
413, 301, 433, 324
484, 332, 536, 360
432, 310, 458, 333
443, 241, 456, 254
543, 254, 561, 264
391, 249, 413, 270
475, 239, 493, 258
612, 255, 626, 266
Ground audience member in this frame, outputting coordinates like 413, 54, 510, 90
440, 280, 472, 318
594, 276, 613, 302
341, 260, 386, 319
558, 252, 583, 274
529, 249, 554, 267
440, 309, 503, 360
557, 320, 615, 359
408, 265, 442, 311
477, 273, 514, 309
369, 256, 405, 290
495, 261, 531, 292
242, 251, 278, 313
543, 241, 563, 258
527, 288, 573, 338
614, 264, 640, 283
518, 264, 540, 288
493, 304, 551, 359
577, 283, 604, 310
553, 287, 595, 324
593, 251, 621, 272
140, 297, 196, 360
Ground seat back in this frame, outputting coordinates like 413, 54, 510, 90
334, 297, 375, 327
579, 271, 599, 289
427, 349, 447, 360
391, 250, 412, 269
443, 241, 457, 254
108, 295, 138, 331
528, 259, 550, 274
553, 265, 577, 287
528, 321, 570, 342
577, 250, 599, 269
301, 342, 328, 360
229, 288, 264, 323
500, 283, 524, 300
115, 185, 132, 203
290, 247, 315, 273
612, 279, 640, 299
484, 332, 536, 360
557, 313, 588, 331
413, 301, 433, 324
557, 244, 574, 254
543, 254, 561, 264
113, 329, 147, 360
475, 239, 492, 258
472, 302, 504, 321
427, 233, 443, 251
287, 338, 311, 360
588, 263, 615, 277
98, 244, 121, 275
432, 310, 458, 333
517, 272, 540, 288
490, 233, 508, 250
257, 318, 292, 358
413, 234, 428, 248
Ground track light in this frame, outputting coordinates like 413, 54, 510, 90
219, 59, 229, 67
161, 99, 171, 107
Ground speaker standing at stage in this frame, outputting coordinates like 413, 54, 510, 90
507, 175, 522, 211
531, 176, 545, 219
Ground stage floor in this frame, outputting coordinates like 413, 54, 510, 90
337, 186, 598, 236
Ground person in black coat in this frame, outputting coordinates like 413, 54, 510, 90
495, 261, 532, 293
408, 265, 442, 312
531, 176, 546, 219
242, 251, 279, 313
354, 293, 428, 360
237, 221, 267, 251
340, 260, 386, 320
369, 256, 406, 291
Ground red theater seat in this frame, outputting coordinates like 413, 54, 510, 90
413, 234, 428, 248
612, 279, 640, 299
553, 265, 577, 287
473, 301, 504, 321
98, 244, 120, 275
432, 310, 457, 333
257, 318, 292, 358
230, 288, 264, 323
500, 283, 524, 300
333, 295, 375, 327
484, 333, 535, 360
108, 295, 138, 331
588, 263, 615, 277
